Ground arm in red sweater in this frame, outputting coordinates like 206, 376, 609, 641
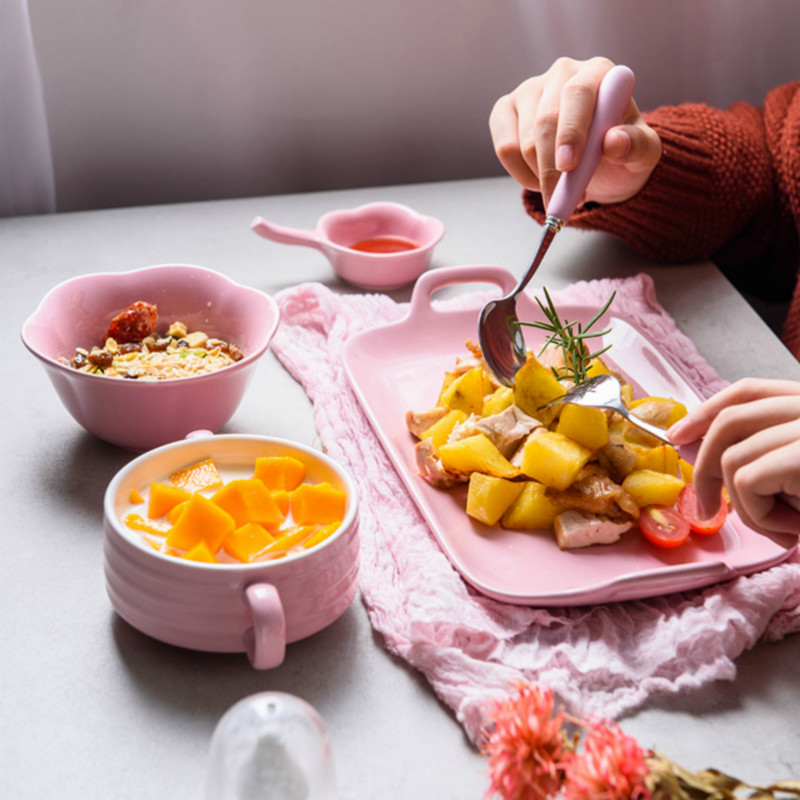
524, 84, 800, 272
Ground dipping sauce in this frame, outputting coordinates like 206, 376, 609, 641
348, 235, 420, 253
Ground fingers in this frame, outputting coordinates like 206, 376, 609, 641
490, 90, 541, 192
669, 379, 800, 537
669, 378, 800, 445
490, 56, 660, 207
722, 428, 800, 534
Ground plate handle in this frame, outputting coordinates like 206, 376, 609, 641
408, 264, 518, 322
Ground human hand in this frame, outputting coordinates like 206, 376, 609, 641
668, 378, 800, 537
489, 56, 662, 208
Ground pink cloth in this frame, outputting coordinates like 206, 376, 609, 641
271, 274, 800, 745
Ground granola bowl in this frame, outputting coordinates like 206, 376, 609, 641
21, 264, 279, 451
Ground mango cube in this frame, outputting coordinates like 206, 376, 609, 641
148, 482, 192, 519
166, 493, 235, 552
621, 469, 685, 508
271, 489, 291, 518
519, 431, 592, 490
223, 522, 275, 563
501, 481, 561, 530
555, 404, 609, 451
291, 482, 347, 525
211, 478, 284, 529
438, 434, 519, 479
302, 522, 341, 550
254, 456, 306, 491
169, 458, 223, 493
181, 540, 218, 564
466, 472, 524, 526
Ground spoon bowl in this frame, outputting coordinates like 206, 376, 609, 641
541, 374, 673, 445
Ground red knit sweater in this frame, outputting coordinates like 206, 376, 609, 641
523, 82, 800, 357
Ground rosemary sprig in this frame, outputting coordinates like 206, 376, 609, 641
516, 288, 616, 383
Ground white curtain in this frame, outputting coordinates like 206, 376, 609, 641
0, 0, 55, 216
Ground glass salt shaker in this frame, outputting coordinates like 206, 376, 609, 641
206, 692, 336, 800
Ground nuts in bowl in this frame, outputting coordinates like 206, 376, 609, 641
21, 263, 279, 451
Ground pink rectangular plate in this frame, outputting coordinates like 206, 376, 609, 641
342, 265, 796, 606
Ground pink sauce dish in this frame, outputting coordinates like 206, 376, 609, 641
103, 434, 360, 669
21, 264, 279, 452
251, 201, 445, 291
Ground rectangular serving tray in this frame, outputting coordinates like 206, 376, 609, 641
343, 265, 796, 606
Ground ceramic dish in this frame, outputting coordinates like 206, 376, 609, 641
21, 263, 279, 452
104, 434, 359, 669
342, 264, 796, 606
251, 201, 445, 290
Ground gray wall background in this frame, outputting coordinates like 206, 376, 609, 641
28, 0, 800, 213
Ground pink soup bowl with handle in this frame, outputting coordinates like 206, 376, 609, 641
21, 263, 279, 452
251, 201, 445, 291
103, 434, 360, 669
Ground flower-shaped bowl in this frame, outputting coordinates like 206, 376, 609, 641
21, 263, 279, 451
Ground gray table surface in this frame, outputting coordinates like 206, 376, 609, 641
3, 176, 800, 799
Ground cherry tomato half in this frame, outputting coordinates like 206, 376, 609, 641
677, 484, 727, 535
639, 505, 690, 549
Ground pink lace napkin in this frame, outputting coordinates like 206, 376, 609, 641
271, 274, 800, 745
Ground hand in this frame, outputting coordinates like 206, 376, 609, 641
489, 56, 663, 208
668, 378, 800, 537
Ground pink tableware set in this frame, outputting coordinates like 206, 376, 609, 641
21, 202, 445, 670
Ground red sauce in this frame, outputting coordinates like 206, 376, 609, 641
348, 235, 420, 253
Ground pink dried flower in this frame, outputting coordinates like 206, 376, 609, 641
482, 684, 568, 800
561, 719, 651, 800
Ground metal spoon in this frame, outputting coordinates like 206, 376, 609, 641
540, 374, 673, 445
479, 65, 636, 386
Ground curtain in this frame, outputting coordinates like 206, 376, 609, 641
0, 0, 55, 216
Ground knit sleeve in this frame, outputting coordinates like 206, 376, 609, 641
523, 99, 779, 266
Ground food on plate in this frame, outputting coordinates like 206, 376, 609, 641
406, 331, 725, 551
348, 235, 420, 253
60, 301, 244, 380
124, 455, 346, 564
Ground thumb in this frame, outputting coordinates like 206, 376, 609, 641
603, 124, 661, 172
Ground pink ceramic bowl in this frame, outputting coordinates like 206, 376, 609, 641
251, 201, 445, 291
103, 434, 359, 669
21, 264, 279, 452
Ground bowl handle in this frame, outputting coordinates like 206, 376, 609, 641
407, 264, 517, 323
251, 217, 326, 252
242, 582, 287, 669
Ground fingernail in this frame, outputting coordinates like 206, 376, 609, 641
695, 494, 719, 522
556, 145, 574, 172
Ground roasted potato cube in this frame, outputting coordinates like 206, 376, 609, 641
439, 367, 486, 415
438, 434, 518, 478
466, 473, 524, 526
482, 386, 514, 416
630, 396, 688, 428
519, 431, 592, 490
621, 469, 685, 507
500, 481, 560, 529
513, 357, 564, 425
635, 444, 680, 475
420, 408, 469, 451
555, 404, 609, 451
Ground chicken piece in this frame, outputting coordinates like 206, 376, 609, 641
631, 400, 674, 428
414, 438, 468, 489
106, 301, 158, 344
406, 407, 449, 439
553, 510, 634, 550
597, 436, 638, 483
450, 406, 541, 457
546, 468, 640, 519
